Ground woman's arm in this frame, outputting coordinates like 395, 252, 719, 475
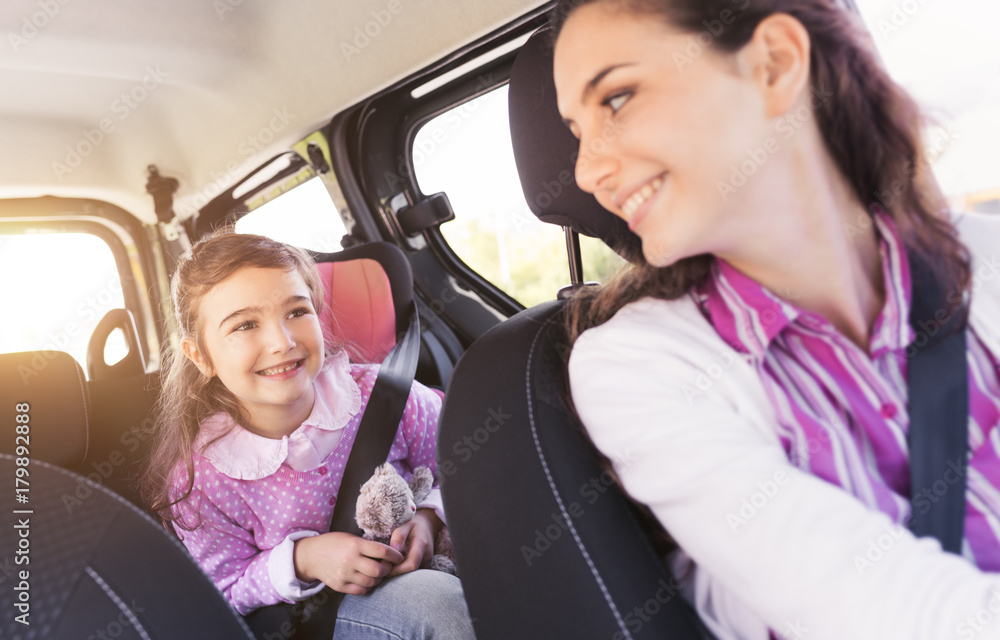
569, 302, 1000, 640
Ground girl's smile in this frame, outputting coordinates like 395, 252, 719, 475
182, 266, 325, 438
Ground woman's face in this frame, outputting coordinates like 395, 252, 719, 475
554, 2, 774, 267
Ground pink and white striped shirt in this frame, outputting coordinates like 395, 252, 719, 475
694, 213, 1000, 570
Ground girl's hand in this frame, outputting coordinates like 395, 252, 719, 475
293, 532, 404, 595
388, 509, 442, 577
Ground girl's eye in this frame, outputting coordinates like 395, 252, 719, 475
233, 320, 256, 332
289, 307, 311, 318
603, 91, 632, 115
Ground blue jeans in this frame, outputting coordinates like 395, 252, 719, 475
333, 570, 475, 639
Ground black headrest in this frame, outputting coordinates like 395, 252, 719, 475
508, 27, 642, 263
0, 351, 90, 468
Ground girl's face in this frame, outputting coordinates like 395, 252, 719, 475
554, 3, 773, 267
183, 266, 325, 436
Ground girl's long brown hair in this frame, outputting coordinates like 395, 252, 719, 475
142, 230, 327, 529
553, 0, 971, 344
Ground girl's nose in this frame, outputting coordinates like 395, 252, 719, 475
268, 322, 296, 352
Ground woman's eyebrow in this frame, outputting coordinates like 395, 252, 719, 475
581, 63, 636, 104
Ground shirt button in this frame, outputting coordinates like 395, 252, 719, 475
328, 496, 336, 505
318, 467, 328, 476
880, 403, 898, 419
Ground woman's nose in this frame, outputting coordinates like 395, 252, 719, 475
574, 126, 618, 196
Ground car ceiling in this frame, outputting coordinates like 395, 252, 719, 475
0, 0, 545, 224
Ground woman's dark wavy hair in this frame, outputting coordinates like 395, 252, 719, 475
553, 0, 971, 344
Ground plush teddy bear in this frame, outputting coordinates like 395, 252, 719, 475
355, 463, 457, 575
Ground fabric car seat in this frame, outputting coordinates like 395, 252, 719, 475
0, 350, 91, 468
437, 28, 711, 639
313, 241, 455, 389
0, 454, 256, 640
313, 242, 412, 364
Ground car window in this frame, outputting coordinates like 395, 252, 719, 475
0, 232, 126, 376
235, 176, 348, 252
856, 0, 1000, 213
412, 85, 624, 308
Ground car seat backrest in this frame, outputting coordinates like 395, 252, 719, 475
0, 350, 90, 468
507, 27, 642, 263
437, 27, 710, 639
0, 453, 255, 639
312, 242, 414, 364
315, 259, 396, 363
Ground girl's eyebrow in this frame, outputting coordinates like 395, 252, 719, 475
217, 295, 309, 329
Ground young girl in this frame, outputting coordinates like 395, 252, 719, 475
553, 0, 1000, 638
143, 231, 473, 639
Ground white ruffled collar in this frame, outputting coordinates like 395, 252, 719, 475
195, 350, 362, 480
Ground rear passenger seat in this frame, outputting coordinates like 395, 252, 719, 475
0, 350, 159, 513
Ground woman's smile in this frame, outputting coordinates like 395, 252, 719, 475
617, 173, 667, 231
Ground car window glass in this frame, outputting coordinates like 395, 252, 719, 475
0, 232, 125, 376
856, 0, 1000, 213
412, 85, 624, 308
235, 177, 347, 252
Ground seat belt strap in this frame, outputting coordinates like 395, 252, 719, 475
247, 305, 422, 640
906, 249, 968, 554
327, 303, 422, 536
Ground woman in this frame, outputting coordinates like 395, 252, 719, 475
554, 0, 1000, 637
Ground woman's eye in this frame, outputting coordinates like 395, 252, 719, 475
604, 91, 632, 114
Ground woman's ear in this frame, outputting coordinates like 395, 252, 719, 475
743, 13, 812, 120
181, 336, 214, 378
